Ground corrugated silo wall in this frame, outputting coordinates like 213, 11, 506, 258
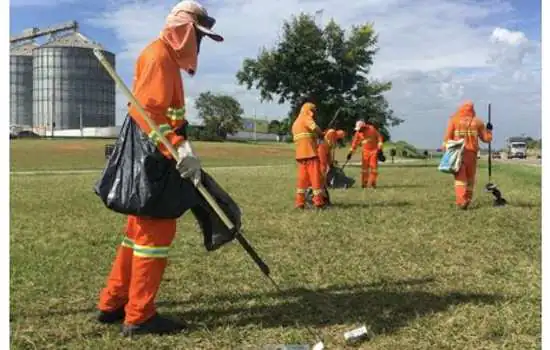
32, 46, 116, 132
10, 55, 34, 127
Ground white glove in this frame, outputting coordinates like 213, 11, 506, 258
176, 141, 201, 185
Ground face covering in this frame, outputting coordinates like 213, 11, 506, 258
160, 11, 200, 76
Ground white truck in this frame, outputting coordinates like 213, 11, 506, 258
506, 137, 528, 159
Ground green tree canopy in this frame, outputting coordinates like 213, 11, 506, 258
194, 91, 244, 139
236, 13, 403, 139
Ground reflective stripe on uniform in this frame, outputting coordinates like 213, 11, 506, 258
312, 189, 324, 195
166, 107, 186, 121
296, 188, 306, 194
455, 180, 467, 186
148, 124, 173, 146
308, 121, 317, 130
293, 132, 315, 142
120, 237, 171, 258
454, 130, 478, 137
133, 243, 170, 258
121, 237, 134, 248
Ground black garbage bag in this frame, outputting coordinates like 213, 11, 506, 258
94, 115, 199, 219
326, 165, 355, 189
95, 115, 238, 251
191, 171, 241, 251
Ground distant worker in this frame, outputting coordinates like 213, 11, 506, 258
442, 100, 492, 209
346, 119, 384, 188
318, 128, 346, 204
291, 102, 326, 209
96, 0, 224, 337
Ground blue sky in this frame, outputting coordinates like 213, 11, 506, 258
10, 0, 542, 149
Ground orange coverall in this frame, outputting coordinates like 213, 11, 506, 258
443, 101, 492, 208
350, 124, 383, 188
317, 129, 346, 201
291, 102, 325, 208
97, 38, 191, 326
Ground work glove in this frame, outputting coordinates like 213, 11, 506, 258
377, 150, 386, 162
176, 141, 202, 186
346, 152, 352, 161
486, 122, 493, 131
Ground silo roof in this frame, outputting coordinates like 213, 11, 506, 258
40, 31, 107, 50
10, 42, 39, 56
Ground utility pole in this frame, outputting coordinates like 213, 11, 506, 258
79, 104, 83, 137
253, 107, 257, 141
51, 75, 55, 138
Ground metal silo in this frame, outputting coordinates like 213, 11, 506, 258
32, 31, 116, 134
10, 42, 37, 128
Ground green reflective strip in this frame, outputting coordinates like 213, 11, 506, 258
308, 122, 317, 130
158, 124, 173, 136
148, 130, 161, 146
166, 107, 186, 121
455, 180, 467, 186
296, 188, 306, 194
132, 243, 170, 258
121, 237, 134, 248
312, 189, 324, 195
293, 132, 315, 141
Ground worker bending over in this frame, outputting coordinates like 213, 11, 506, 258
318, 128, 346, 204
347, 119, 384, 188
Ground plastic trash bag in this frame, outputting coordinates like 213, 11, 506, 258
94, 115, 199, 219
326, 165, 355, 189
191, 171, 240, 251
438, 139, 465, 174
94, 115, 238, 251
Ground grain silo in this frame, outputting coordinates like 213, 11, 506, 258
10, 40, 37, 128
32, 31, 116, 135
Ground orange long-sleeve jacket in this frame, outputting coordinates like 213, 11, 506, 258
443, 101, 492, 152
318, 129, 346, 174
350, 124, 383, 154
128, 39, 187, 159
292, 103, 323, 160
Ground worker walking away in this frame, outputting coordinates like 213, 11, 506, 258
346, 119, 384, 188
292, 102, 326, 209
442, 100, 492, 209
318, 129, 346, 204
96, 0, 224, 337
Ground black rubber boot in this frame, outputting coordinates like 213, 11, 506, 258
97, 307, 125, 324
121, 313, 187, 337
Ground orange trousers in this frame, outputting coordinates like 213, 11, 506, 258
361, 150, 379, 187
296, 157, 325, 208
98, 215, 176, 325
454, 150, 478, 207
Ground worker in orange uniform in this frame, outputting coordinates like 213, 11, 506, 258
318, 129, 346, 204
346, 119, 384, 188
95, 0, 224, 337
292, 102, 326, 209
442, 100, 493, 209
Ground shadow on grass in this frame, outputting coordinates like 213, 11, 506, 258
331, 201, 412, 208
373, 184, 427, 189
161, 278, 503, 336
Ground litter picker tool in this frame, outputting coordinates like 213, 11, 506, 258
93, 49, 326, 349
484, 103, 507, 207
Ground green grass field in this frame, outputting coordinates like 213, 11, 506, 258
10, 139, 541, 349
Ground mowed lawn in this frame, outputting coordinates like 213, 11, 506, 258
10, 140, 541, 349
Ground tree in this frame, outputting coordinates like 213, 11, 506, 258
268, 120, 281, 134
236, 13, 403, 138
194, 91, 244, 140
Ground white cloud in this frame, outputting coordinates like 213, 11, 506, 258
89, 0, 540, 148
